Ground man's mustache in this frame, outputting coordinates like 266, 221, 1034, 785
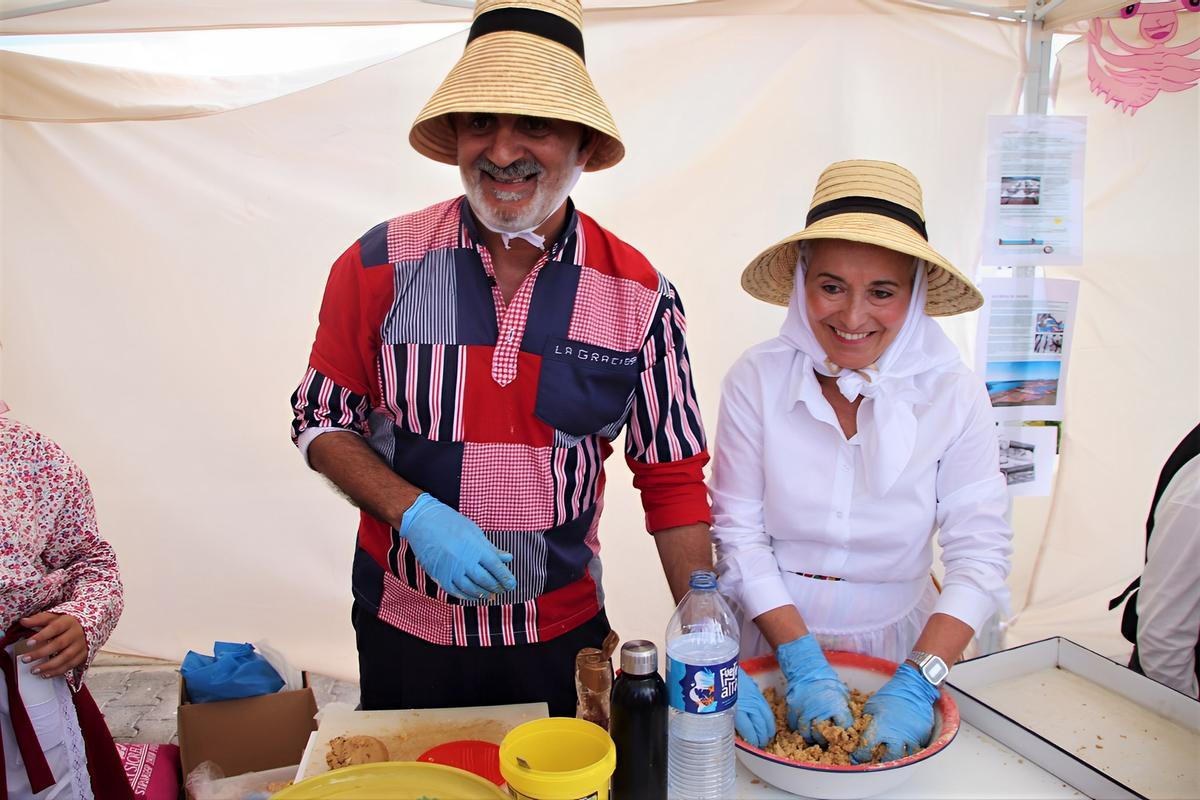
475, 157, 544, 181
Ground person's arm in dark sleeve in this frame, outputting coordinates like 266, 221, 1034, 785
624, 281, 713, 602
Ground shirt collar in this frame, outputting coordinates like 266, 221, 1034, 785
788, 351, 860, 445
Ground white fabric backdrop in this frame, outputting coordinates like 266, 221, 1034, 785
1003, 28, 1200, 654
1, 0, 1192, 678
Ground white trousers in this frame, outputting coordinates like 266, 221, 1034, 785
0, 643, 92, 800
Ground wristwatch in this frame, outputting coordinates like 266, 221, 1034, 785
906, 650, 949, 687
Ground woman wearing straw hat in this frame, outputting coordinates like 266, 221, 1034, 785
712, 161, 1012, 762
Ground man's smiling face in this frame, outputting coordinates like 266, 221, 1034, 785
455, 112, 596, 232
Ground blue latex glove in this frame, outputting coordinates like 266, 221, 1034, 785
400, 493, 517, 601
852, 662, 940, 763
735, 667, 776, 748
777, 635, 854, 745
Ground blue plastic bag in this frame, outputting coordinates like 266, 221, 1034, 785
181, 642, 284, 703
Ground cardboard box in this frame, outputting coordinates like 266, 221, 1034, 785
177, 673, 318, 792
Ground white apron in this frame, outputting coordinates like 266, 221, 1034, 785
738, 575, 938, 665
1, 642, 93, 800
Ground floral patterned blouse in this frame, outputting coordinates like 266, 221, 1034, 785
0, 414, 124, 690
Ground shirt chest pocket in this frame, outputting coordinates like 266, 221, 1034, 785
535, 337, 640, 438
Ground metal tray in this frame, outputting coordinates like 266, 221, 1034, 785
946, 637, 1199, 800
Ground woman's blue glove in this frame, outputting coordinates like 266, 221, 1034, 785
777, 635, 854, 745
851, 662, 939, 763
735, 667, 776, 748
399, 493, 517, 601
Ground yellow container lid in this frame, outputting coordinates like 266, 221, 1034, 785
499, 718, 616, 800
272, 761, 509, 799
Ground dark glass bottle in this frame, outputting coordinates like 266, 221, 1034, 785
610, 640, 667, 800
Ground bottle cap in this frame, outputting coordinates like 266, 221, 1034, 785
620, 640, 659, 676
688, 570, 718, 591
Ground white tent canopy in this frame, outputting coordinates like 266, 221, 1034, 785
1, 0, 1196, 679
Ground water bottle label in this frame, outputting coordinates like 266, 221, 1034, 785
666, 655, 738, 714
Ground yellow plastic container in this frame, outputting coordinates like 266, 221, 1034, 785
499, 718, 616, 800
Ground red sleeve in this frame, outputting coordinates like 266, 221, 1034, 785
626, 451, 713, 533
308, 240, 392, 400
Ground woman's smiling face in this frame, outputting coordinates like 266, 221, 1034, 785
804, 239, 917, 370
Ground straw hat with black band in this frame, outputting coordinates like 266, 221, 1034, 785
740, 160, 983, 317
410, 0, 624, 171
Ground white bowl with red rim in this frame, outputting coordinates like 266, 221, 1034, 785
736, 650, 960, 799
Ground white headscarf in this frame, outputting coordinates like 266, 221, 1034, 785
780, 245, 964, 495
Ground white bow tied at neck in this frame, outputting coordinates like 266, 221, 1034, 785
779, 250, 963, 496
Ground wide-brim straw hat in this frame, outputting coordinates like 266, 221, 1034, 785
410, 0, 624, 172
740, 160, 983, 317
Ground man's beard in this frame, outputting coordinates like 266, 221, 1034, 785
461, 155, 577, 234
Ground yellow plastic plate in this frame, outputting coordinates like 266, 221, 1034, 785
272, 761, 510, 799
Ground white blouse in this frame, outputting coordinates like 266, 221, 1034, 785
711, 338, 1013, 635
1136, 455, 1200, 698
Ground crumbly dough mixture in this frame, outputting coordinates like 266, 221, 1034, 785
762, 687, 886, 765
325, 734, 390, 769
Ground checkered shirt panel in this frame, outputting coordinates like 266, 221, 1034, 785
459, 442, 556, 532
568, 267, 663, 352
386, 198, 461, 264
377, 570, 455, 645
477, 245, 553, 387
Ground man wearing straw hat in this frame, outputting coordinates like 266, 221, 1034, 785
289, 0, 713, 714
714, 160, 1012, 761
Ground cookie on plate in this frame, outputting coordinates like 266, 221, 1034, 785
325, 734, 390, 769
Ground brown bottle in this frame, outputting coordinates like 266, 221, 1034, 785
576, 647, 614, 730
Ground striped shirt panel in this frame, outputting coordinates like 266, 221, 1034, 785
381, 250, 458, 345
376, 343, 466, 442
289, 366, 370, 442
625, 286, 707, 465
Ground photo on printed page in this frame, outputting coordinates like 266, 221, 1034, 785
997, 424, 1058, 497
986, 361, 1060, 407
1000, 176, 1041, 206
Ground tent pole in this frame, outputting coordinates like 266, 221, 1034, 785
981, 0, 1055, 657
1022, 0, 1054, 114
899, 0, 1024, 21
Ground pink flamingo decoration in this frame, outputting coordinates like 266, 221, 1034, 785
1087, 1, 1200, 114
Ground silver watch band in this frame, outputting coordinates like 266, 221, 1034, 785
906, 650, 948, 686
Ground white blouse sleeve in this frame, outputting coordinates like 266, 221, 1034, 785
932, 379, 1013, 632
1136, 461, 1200, 698
711, 359, 794, 622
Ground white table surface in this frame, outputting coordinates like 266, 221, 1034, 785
295, 720, 1088, 799
733, 721, 1087, 799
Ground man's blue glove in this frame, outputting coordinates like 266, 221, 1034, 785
777, 635, 854, 745
851, 662, 939, 763
399, 493, 517, 601
735, 667, 776, 748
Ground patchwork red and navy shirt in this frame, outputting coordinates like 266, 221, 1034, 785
291, 197, 711, 647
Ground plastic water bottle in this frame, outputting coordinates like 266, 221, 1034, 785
665, 570, 739, 799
